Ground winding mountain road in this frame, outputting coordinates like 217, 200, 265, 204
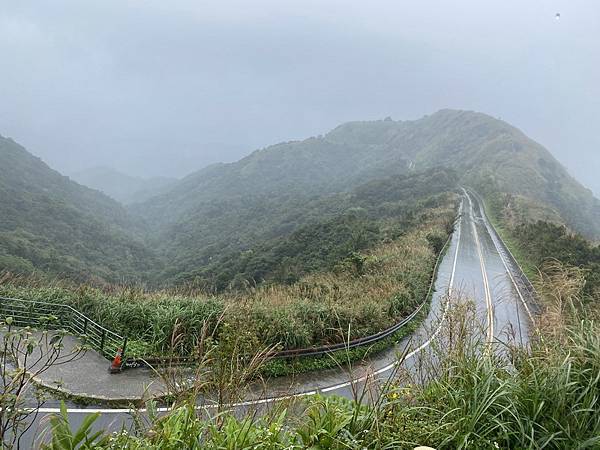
22, 190, 535, 446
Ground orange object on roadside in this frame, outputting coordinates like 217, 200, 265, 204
109, 348, 123, 374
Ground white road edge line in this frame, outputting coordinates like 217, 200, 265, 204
36, 201, 465, 416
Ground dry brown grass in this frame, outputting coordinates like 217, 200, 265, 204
535, 259, 588, 343
217, 207, 453, 350
0, 206, 455, 353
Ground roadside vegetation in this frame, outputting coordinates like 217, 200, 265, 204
0, 202, 455, 359
480, 188, 600, 300
36, 261, 600, 449
512, 221, 600, 299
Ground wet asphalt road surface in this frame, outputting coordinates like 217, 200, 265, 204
20, 191, 534, 447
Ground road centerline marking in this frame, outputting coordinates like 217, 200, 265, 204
466, 190, 494, 345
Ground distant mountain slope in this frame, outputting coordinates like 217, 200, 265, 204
398, 110, 600, 237
3, 109, 597, 287
0, 136, 160, 283
326, 110, 600, 237
72, 166, 176, 204
135, 110, 600, 241
158, 169, 458, 288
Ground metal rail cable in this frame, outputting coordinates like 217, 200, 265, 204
0, 219, 457, 366
0, 297, 127, 361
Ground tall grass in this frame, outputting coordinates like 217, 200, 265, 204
0, 207, 453, 358
410, 318, 600, 448
395, 262, 600, 449
41, 261, 600, 449
0, 276, 225, 357
224, 226, 437, 350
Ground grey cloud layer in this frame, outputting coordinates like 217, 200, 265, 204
0, 0, 598, 192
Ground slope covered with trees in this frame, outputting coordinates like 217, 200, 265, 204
0, 135, 160, 283
131, 109, 600, 287
166, 169, 457, 290
327, 110, 600, 238
2, 109, 598, 289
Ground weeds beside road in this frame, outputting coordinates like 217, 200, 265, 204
36, 261, 600, 449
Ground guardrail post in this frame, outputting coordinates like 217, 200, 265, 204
122, 336, 128, 360
100, 329, 106, 354
83, 317, 88, 335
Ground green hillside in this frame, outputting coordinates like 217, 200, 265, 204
132, 110, 600, 287
327, 110, 600, 237
161, 169, 457, 289
2, 109, 597, 287
0, 135, 160, 283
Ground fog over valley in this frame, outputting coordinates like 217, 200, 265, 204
0, 0, 599, 195
3, 2, 600, 448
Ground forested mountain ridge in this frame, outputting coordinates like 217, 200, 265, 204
2, 109, 598, 287
160, 169, 457, 289
0, 132, 455, 288
0, 135, 160, 283
134, 110, 600, 240
127, 110, 600, 288
327, 110, 600, 237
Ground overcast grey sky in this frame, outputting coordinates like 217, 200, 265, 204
1, 1, 599, 192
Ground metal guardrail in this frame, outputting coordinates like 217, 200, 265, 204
134, 227, 455, 366
0, 297, 127, 361
0, 217, 455, 367
271, 227, 454, 359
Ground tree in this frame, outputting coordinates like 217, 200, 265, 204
0, 317, 85, 449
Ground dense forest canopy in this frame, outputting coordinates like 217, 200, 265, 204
1, 109, 599, 288
0, 136, 160, 283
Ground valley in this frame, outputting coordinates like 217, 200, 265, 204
2, 110, 600, 448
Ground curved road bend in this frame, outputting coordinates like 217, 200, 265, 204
23, 191, 532, 446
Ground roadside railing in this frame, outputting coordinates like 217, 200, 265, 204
272, 229, 453, 358
138, 223, 456, 367
0, 214, 456, 367
0, 297, 127, 361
